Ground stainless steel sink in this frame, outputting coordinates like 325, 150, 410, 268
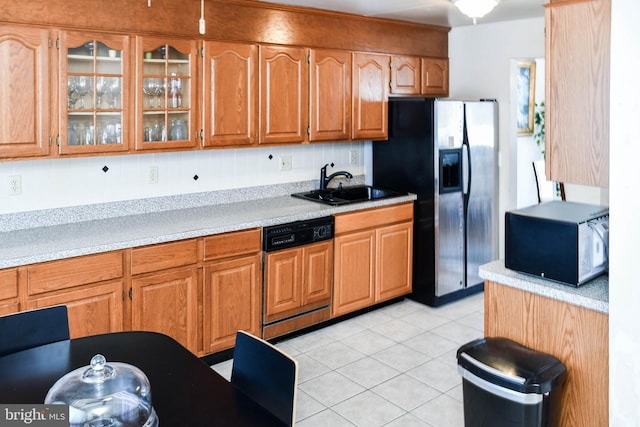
291, 185, 406, 206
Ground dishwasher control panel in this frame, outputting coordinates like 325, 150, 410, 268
263, 216, 334, 252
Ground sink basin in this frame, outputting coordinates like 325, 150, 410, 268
292, 185, 406, 206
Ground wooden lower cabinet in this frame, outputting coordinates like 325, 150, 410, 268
332, 203, 413, 317
0, 268, 19, 316
333, 229, 375, 316
202, 253, 261, 354
24, 252, 125, 338
131, 267, 199, 354
28, 281, 123, 338
376, 222, 413, 301
485, 280, 608, 427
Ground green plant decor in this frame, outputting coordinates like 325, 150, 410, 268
533, 101, 545, 157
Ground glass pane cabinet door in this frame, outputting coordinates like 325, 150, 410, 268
60, 31, 130, 154
136, 37, 197, 150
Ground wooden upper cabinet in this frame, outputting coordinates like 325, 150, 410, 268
422, 57, 449, 97
259, 45, 308, 144
134, 36, 198, 151
390, 55, 449, 97
390, 55, 421, 95
545, 0, 610, 187
59, 31, 131, 155
0, 25, 51, 159
352, 52, 389, 140
309, 49, 351, 142
203, 41, 258, 147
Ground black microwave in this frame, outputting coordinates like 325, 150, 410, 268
505, 201, 609, 286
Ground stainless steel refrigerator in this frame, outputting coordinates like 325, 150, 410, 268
372, 98, 499, 306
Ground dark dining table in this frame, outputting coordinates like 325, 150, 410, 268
0, 331, 286, 426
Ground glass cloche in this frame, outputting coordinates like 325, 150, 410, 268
45, 354, 159, 427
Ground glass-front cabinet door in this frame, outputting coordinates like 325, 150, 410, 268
59, 31, 130, 154
135, 37, 197, 151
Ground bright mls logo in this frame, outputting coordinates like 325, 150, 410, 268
1, 405, 68, 426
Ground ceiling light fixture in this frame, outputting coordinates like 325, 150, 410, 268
451, 0, 500, 24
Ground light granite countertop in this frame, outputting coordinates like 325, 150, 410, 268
479, 259, 608, 314
0, 179, 416, 269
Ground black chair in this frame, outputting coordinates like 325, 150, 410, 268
0, 305, 70, 357
532, 160, 566, 203
231, 330, 299, 426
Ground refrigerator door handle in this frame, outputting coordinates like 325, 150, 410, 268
462, 105, 472, 205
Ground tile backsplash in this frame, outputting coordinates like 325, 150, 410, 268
0, 142, 365, 214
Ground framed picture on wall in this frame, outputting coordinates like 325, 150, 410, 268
517, 60, 536, 134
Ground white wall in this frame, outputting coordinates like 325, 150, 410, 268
516, 57, 546, 209
449, 17, 545, 257
609, 0, 640, 423
0, 142, 365, 214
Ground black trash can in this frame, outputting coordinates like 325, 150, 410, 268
457, 337, 567, 427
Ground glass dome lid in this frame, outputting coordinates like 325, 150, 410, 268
45, 354, 158, 427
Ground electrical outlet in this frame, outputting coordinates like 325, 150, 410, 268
349, 150, 358, 165
148, 166, 159, 184
279, 155, 292, 171
8, 175, 22, 195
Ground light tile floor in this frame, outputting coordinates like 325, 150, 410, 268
212, 293, 484, 427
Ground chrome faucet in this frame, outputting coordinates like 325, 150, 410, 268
319, 163, 353, 190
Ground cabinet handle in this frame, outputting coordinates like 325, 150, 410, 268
129, 288, 133, 300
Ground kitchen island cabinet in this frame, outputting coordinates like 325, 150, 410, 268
332, 202, 413, 317
481, 260, 608, 427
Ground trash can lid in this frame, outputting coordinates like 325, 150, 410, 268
457, 337, 567, 394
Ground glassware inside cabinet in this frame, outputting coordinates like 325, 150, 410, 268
96, 115, 122, 145
67, 116, 94, 146
64, 36, 126, 151
143, 115, 167, 142
142, 77, 166, 109
140, 41, 192, 146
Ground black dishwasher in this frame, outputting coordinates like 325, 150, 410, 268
262, 216, 334, 339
